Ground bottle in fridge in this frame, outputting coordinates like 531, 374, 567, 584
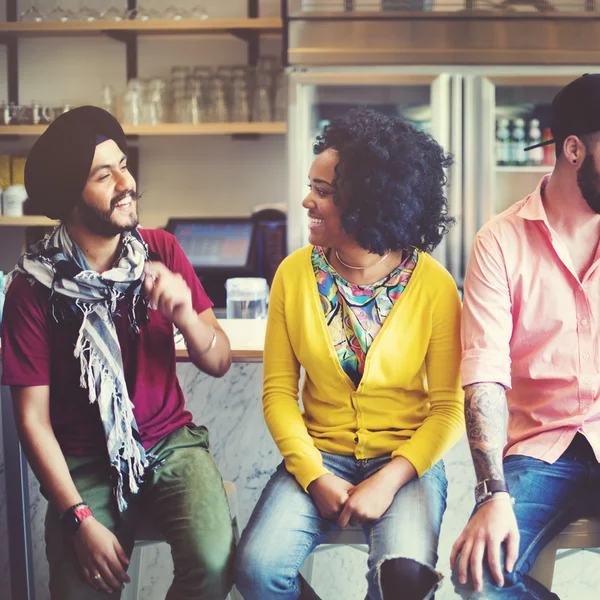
495, 118, 511, 166
527, 119, 544, 166
511, 118, 527, 166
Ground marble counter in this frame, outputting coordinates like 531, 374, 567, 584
20, 361, 280, 600
2, 317, 600, 599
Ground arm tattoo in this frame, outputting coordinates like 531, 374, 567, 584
464, 383, 507, 482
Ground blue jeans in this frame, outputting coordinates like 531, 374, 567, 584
453, 433, 600, 599
236, 452, 447, 600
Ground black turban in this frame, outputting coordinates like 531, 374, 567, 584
24, 106, 128, 220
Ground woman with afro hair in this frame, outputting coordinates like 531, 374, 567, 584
235, 109, 464, 600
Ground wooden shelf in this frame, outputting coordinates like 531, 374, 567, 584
123, 122, 287, 135
0, 215, 58, 226
495, 165, 553, 173
0, 18, 282, 37
0, 122, 287, 137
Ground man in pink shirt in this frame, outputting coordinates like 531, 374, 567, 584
451, 74, 600, 599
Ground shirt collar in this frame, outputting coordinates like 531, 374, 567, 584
516, 175, 552, 223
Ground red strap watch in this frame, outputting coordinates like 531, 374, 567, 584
60, 502, 93, 535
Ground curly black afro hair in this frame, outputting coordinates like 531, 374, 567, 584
313, 108, 454, 254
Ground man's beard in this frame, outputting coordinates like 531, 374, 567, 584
77, 190, 140, 238
577, 153, 600, 215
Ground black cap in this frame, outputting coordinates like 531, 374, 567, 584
525, 74, 600, 152
24, 106, 127, 220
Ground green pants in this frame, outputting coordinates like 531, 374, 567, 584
45, 425, 235, 600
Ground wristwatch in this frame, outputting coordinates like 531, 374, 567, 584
474, 479, 510, 507
60, 502, 93, 535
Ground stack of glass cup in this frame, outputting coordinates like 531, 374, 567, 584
19, 1, 209, 23
121, 78, 169, 125
118, 57, 286, 126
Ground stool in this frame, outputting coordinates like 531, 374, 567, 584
122, 481, 242, 600
300, 525, 367, 584
529, 517, 600, 590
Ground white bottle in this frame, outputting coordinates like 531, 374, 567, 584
495, 118, 510, 166
2, 184, 28, 217
512, 118, 527, 167
527, 119, 544, 167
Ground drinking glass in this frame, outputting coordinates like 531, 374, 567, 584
189, 5, 208, 19
19, 0, 45, 22
135, 1, 160, 20
46, 1, 73, 22
185, 76, 208, 124
0, 103, 19, 125
7, 105, 30, 125
257, 55, 279, 74
252, 84, 271, 122
273, 69, 287, 122
101, 84, 116, 116
162, 5, 188, 20
35, 104, 59, 124
143, 78, 167, 125
231, 69, 250, 122
122, 79, 144, 125
0, 104, 11, 125
225, 278, 269, 320
171, 65, 191, 82
102, 4, 129, 20
209, 76, 229, 123
76, 0, 101, 21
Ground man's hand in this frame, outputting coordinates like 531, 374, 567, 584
450, 495, 519, 592
143, 262, 195, 331
73, 517, 131, 594
308, 474, 354, 519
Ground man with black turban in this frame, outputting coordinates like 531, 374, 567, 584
1, 106, 235, 599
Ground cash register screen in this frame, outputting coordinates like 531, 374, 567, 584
170, 220, 254, 269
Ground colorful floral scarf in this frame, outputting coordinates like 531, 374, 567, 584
312, 246, 418, 386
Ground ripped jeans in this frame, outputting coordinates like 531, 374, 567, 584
235, 452, 447, 600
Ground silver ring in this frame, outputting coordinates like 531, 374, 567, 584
93, 574, 101, 581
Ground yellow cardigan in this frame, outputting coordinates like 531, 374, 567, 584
263, 245, 464, 491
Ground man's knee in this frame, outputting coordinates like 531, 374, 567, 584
180, 531, 234, 576
450, 561, 540, 600
171, 535, 234, 600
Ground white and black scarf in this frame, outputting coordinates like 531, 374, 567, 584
8, 225, 152, 511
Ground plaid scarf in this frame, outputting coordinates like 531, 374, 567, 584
8, 225, 152, 511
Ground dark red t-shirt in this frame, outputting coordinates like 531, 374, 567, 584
1, 228, 213, 455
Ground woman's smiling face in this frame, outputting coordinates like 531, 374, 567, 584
302, 148, 350, 248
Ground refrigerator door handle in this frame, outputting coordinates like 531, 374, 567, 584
430, 73, 452, 274
448, 74, 464, 284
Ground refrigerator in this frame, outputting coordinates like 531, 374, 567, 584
286, 66, 464, 281
286, 65, 600, 286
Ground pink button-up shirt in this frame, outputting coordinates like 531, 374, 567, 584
462, 176, 600, 463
